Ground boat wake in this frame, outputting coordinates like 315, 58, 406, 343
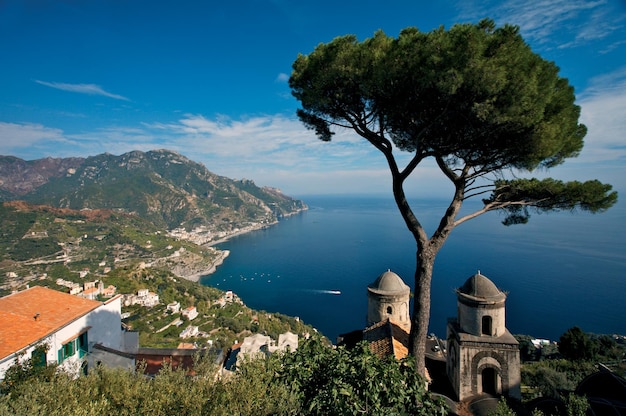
311, 289, 341, 295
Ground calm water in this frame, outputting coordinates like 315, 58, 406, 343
201, 195, 626, 342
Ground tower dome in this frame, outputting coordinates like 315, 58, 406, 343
368, 270, 410, 295
457, 271, 506, 303
456, 271, 507, 337
366, 270, 410, 331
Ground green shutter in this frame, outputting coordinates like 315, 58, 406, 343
31, 349, 46, 367
61, 340, 76, 360
78, 332, 89, 358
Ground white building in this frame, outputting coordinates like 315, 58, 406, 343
181, 306, 198, 321
126, 289, 159, 307
235, 332, 299, 366
167, 301, 181, 314
179, 326, 199, 339
0, 286, 137, 380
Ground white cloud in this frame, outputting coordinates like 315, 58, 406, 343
575, 67, 626, 164
143, 114, 416, 194
457, 0, 622, 49
0, 122, 66, 154
275, 72, 289, 83
146, 113, 371, 164
35, 80, 130, 101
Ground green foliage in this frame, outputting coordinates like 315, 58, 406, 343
291, 19, 586, 171
486, 179, 617, 225
520, 327, 623, 402
523, 363, 571, 398
0, 341, 446, 415
488, 399, 516, 416
10, 237, 60, 261
521, 359, 596, 399
273, 336, 447, 415
0, 344, 57, 396
559, 327, 597, 361
565, 393, 589, 416
0, 353, 295, 415
0, 358, 299, 416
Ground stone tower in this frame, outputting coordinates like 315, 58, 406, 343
367, 270, 410, 332
446, 272, 521, 401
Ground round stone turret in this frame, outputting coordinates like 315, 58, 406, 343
367, 270, 410, 331
456, 271, 506, 337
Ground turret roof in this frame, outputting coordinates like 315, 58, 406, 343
368, 270, 410, 295
457, 271, 506, 303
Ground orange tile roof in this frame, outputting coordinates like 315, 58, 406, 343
363, 319, 409, 360
0, 286, 101, 360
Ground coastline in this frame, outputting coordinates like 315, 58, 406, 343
182, 206, 308, 282
205, 221, 277, 247
205, 205, 308, 248
182, 250, 231, 282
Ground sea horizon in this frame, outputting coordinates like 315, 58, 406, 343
201, 194, 626, 343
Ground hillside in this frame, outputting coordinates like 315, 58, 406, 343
0, 149, 306, 231
0, 201, 220, 291
0, 200, 317, 349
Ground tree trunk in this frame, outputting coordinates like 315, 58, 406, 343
409, 246, 435, 377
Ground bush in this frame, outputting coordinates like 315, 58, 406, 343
272, 336, 447, 415
0, 339, 447, 415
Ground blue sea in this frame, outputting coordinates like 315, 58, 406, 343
201, 195, 626, 342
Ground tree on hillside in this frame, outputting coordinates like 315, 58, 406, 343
289, 19, 617, 376
558, 326, 597, 361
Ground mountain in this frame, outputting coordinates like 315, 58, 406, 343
0, 150, 306, 231
0, 155, 84, 198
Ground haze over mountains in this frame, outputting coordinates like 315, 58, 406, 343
0, 149, 306, 231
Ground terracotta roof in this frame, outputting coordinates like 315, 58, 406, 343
0, 286, 101, 360
363, 319, 409, 360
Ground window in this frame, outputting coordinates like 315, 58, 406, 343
58, 340, 76, 363
482, 316, 492, 336
31, 348, 47, 367
78, 332, 89, 358
386, 306, 393, 315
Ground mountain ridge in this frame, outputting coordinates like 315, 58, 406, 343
0, 149, 306, 232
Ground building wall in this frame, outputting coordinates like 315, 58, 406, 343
458, 300, 506, 337
446, 324, 521, 401
87, 295, 123, 351
366, 293, 410, 330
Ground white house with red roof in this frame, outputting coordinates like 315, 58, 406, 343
0, 286, 137, 379
181, 306, 198, 321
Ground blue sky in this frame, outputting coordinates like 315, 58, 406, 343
1, 0, 625, 197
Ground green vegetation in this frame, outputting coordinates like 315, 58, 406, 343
0, 202, 219, 294
275, 337, 446, 415
0, 337, 445, 416
518, 328, 626, 401
488, 395, 589, 416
